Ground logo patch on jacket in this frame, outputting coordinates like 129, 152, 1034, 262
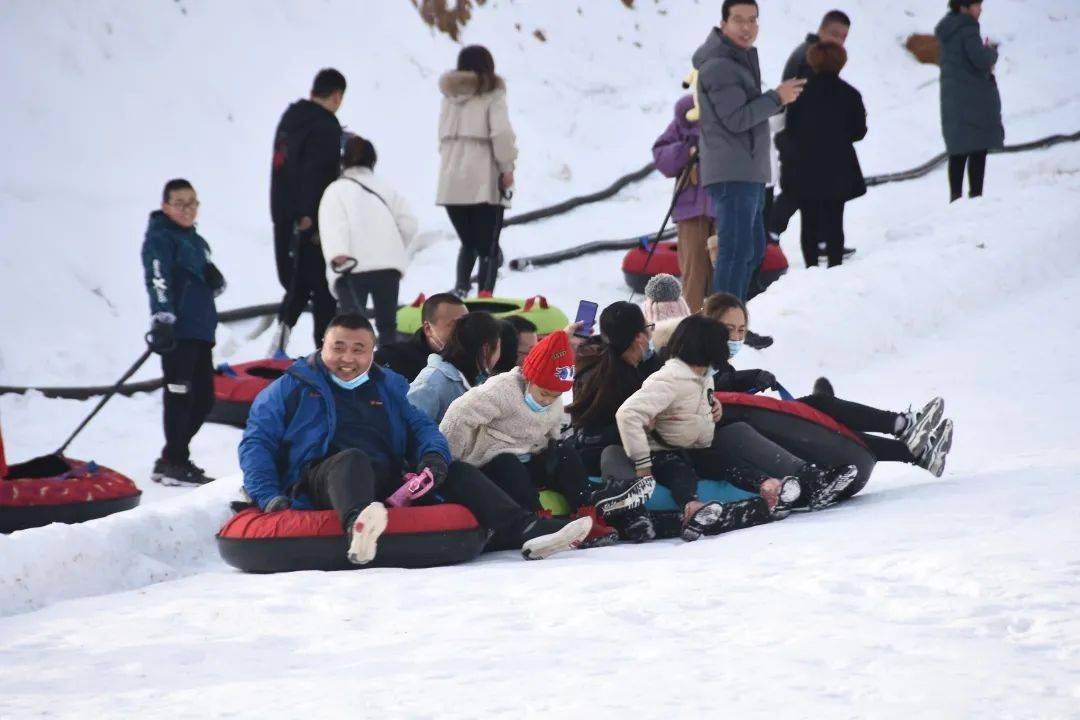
369, 400, 384, 407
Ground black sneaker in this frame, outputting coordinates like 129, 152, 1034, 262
151, 458, 214, 487
812, 377, 835, 397
802, 464, 859, 510
917, 419, 954, 478
745, 330, 773, 350
899, 397, 945, 459
618, 507, 656, 543
591, 475, 655, 517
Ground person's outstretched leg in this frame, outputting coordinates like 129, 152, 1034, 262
948, 154, 968, 202
797, 394, 900, 434
300, 449, 390, 529
481, 453, 543, 512
968, 150, 987, 198
711, 421, 807, 478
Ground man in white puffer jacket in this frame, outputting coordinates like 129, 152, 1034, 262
319, 136, 418, 344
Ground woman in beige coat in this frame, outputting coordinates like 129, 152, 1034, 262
615, 315, 788, 542
437, 45, 518, 298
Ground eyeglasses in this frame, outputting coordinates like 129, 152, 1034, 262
645, 323, 656, 331
168, 200, 200, 211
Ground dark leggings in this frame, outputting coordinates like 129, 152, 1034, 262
300, 449, 533, 538
800, 198, 846, 268
482, 442, 592, 511
797, 395, 915, 464
948, 151, 987, 202
446, 204, 504, 294
334, 269, 401, 345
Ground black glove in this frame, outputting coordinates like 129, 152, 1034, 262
145, 314, 176, 354
754, 370, 778, 390
204, 261, 227, 298
420, 453, 449, 488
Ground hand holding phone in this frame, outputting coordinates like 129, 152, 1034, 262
573, 300, 598, 338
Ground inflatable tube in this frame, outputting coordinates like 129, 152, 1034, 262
502, 162, 656, 228
217, 504, 487, 573
205, 358, 293, 428
621, 241, 788, 295
396, 294, 569, 337
1, 454, 142, 533
716, 392, 876, 502
508, 228, 676, 271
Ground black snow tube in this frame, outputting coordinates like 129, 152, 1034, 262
717, 393, 877, 502
216, 505, 487, 573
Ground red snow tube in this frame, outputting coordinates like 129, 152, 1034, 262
622, 240, 788, 297
206, 358, 293, 428
216, 504, 487, 573
716, 392, 876, 502
1, 455, 142, 533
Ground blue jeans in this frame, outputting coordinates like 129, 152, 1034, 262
707, 182, 766, 300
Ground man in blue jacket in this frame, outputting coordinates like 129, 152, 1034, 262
239, 312, 593, 564
142, 178, 225, 486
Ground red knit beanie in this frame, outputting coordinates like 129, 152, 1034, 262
521, 331, 575, 392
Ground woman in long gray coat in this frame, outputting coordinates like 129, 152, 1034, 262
437, 45, 518, 298
935, 0, 1004, 202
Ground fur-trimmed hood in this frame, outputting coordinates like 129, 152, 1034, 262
650, 317, 683, 352
439, 70, 507, 101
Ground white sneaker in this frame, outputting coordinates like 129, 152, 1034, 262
347, 502, 389, 565
521, 516, 592, 561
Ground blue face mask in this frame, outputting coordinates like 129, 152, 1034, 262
523, 390, 549, 413
475, 368, 491, 385
727, 340, 743, 359
329, 371, 369, 390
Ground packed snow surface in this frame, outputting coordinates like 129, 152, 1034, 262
2, 1, 1080, 718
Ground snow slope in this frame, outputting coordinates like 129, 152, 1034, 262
3, 1, 1080, 717
2, 0, 1078, 386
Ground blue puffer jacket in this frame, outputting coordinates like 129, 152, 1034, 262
238, 354, 451, 510
141, 211, 218, 343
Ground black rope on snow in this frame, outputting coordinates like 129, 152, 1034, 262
508, 128, 1080, 269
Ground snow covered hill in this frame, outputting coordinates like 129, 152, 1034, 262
2, 1, 1080, 717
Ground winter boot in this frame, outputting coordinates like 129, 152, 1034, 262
800, 464, 859, 510
347, 502, 389, 565
917, 419, 954, 478
745, 330, 774, 350
521, 516, 592, 560
898, 397, 945, 459
152, 458, 214, 487
812, 377, 835, 398
591, 475, 655, 517
455, 247, 477, 297
681, 502, 726, 542
574, 506, 620, 548
618, 507, 657, 543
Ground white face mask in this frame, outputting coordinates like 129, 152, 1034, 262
727, 340, 743, 359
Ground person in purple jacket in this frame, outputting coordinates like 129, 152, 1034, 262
652, 94, 714, 315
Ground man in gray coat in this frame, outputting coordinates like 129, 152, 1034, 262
693, 0, 804, 302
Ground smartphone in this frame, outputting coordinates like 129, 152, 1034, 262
573, 300, 599, 338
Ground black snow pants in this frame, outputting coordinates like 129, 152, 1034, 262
797, 394, 915, 464
275, 224, 337, 350
161, 339, 214, 464
482, 442, 592, 512
800, 198, 846, 268
948, 151, 987, 202
335, 269, 401, 345
446, 203, 503, 294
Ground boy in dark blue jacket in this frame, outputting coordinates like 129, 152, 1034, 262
239, 312, 593, 564
142, 178, 225, 486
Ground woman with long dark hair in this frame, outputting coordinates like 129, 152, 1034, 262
437, 45, 518, 298
407, 311, 501, 424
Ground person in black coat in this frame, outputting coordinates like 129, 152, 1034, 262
373, 293, 468, 382
269, 68, 346, 352
936, 1, 1004, 202
782, 42, 867, 268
